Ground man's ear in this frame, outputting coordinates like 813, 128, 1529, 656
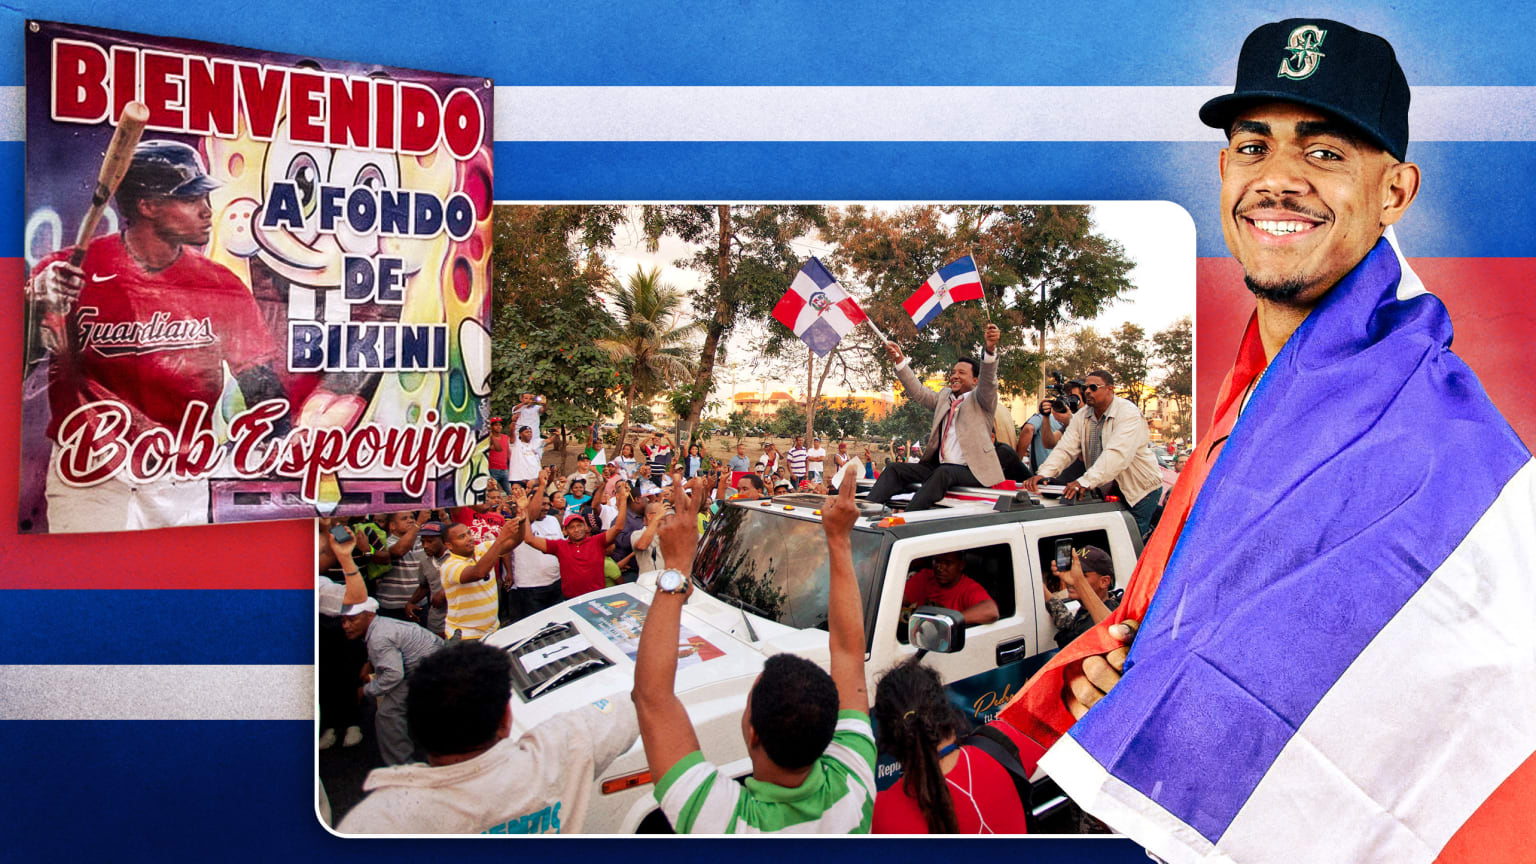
496, 704, 512, 740
1379, 160, 1421, 228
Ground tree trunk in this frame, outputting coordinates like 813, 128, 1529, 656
807, 347, 837, 440
680, 205, 733, 447
619, 379, 638, 452
804, 349, 815, 439
1038, 281, 1048, 402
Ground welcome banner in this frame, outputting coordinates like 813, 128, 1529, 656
20, 20, 494, 533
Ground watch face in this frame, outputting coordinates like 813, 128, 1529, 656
659, 569, 686, 593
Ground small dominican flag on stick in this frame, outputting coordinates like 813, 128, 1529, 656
771, 257, 867, 357
903, 255, 985, 329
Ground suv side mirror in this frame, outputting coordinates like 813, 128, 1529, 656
909, 606, 966, 654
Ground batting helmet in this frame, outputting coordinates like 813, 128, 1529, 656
116, 141, 220, 217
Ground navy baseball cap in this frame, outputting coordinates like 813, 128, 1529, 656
120, 140, 222, 199
1199, 19, 1410, 161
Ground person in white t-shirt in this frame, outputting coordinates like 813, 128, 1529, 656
512, 393, 546, 456
511, 489, 565, 620
338, 641, 637, 834
509, 425, 548, 487
807, 437, 827, 481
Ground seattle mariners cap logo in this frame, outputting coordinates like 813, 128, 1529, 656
1278, 24, 1327, 80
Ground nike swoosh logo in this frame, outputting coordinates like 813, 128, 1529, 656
89, 273, 117, 283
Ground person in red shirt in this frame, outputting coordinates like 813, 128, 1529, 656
29, 140, 285, 532
510, 480, 628, 599
902, 551, 998, 625
485, 416, 512, 495
872, 659, 1027, 834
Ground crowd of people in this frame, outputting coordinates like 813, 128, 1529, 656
323, 477, 1057, 835
317, 322, 1186, 834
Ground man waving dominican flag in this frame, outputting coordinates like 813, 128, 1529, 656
903, 254, 984, 328
771, 257, 867, 356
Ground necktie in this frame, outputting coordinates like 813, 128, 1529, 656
940, 395, 962, 462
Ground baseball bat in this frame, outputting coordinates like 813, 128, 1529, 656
69, 101, 150, 266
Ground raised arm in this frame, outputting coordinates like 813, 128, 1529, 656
976, 322, 1000, 414
633, 477, 708, 780
888, 340, 940, 411
512, 484, 550, 553
387, 510, 428, 557
821, 478, 868, 713
603, 482, 631, 546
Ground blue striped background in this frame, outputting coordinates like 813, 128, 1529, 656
4, 0, 1532, 857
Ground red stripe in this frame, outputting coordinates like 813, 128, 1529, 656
946, 279, 984, 302
902, 282, 935, 316
1195, 257, 1536, 449
0, 260, 312, 589
1433, 750, 1536, 864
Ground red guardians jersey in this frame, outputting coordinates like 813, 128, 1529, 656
38, 234, 279, 440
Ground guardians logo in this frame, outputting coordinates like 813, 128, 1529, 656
77, 307, 216, 357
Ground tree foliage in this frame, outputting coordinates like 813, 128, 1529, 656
817, 398, 868, 439
1153, 317, 1193, 404
872, 397, 933, 444
1108, 323, 1151, 409
595, 265, 702, 446
490, 205, 626, 449
769, 401, 807, 438
640, 205, 830, 443
822, 204, 1136, 399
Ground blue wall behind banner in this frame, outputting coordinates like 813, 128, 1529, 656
2, 1, 1531, 859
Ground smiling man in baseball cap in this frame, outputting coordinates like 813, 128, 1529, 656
1003, 20, 1536, 864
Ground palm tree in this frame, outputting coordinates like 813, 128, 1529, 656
596, 266, 702, 448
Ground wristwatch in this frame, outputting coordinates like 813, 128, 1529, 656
657, 568, 690, 595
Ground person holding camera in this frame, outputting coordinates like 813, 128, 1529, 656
1022, 369, 1162, 541
1016, 398, 1064, 472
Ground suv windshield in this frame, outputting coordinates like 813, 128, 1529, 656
695, 503, 883, 631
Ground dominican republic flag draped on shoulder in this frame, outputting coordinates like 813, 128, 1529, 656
1005, 231, 1536, 864
903, 254, 983, 328
771, 257, 867, 356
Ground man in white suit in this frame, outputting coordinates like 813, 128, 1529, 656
868, 322, 1003, 511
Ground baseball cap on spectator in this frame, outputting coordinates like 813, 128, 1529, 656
341, 597, 379, 616
1080, 546, 1115, 584
774, 479, 792, 492
418, 521, 445, 537
562, 513, 586, 528
489, 416, 503, 424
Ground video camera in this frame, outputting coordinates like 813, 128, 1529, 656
1044, 371, 1082, 413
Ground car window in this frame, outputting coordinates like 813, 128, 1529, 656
694, 504, 882, 632
897, 542, 1014, 644
1037, 528, 1113, 593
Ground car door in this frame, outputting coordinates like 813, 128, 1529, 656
867, 523, 1038, 728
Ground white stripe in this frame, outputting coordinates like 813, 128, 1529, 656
1039, 734, 1225, 863
1385, 226, 1428, 301
1220, 458, 1536, 863
1041, 458, 1536, 863
0, 665, 313, 720
490, 86, 1536, 142
4, 86, 1531, 143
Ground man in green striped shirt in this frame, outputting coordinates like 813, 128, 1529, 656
633, 478, 876, 833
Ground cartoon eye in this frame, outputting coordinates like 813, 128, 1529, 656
288, 154, 322, 219
330, 149, 402, 255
